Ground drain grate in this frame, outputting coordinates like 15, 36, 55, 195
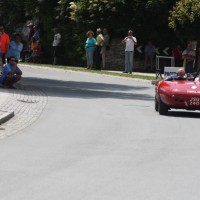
17, 99, 39, 103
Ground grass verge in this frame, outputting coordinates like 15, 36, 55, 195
20, 62, 156, 81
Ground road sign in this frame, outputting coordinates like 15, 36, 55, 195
155, 47, 160, 55
163, 47, 170, 55
136, 46, 143, 53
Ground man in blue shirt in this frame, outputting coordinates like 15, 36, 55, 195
0, 56, 22, 88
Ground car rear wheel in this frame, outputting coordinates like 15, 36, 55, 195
155, 96, 158, 112
158, 99, 168, 115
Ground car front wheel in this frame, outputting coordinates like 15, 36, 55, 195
155, 96, 158, 112
158, 99, 168, 115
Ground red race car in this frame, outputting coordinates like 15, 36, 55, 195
155, 70, 200, 115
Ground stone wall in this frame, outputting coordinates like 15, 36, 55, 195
105, 38, 145, 71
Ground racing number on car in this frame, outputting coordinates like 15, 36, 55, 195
190, 97, 200, 105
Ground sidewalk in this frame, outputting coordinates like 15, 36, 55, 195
0, 87, 14, 125
0, 84, 47, 139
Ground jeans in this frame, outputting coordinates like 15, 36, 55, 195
125, 51, 134, 73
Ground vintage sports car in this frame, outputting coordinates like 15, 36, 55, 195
155, 70, 200, 115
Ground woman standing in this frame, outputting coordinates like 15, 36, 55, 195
85, 30, 96, 69
7, 33, 23, 62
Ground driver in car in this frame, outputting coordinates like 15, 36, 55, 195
165, 68, 187, 81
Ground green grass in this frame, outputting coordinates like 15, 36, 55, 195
20, 62, 156, 81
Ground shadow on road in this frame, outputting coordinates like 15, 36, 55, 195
168, 110, 200, 118
21, 77, 154, 101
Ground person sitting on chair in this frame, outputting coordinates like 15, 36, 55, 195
165, 68, 187, 81
0, 56, 22, 88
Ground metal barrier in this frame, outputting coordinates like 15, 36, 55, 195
156, 56, 175, 79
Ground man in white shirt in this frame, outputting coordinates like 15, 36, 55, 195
122, 30, 137, 74
52, 28, 61, 65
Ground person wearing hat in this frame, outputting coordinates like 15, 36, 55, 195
94, 28, 104, 70
32, 25, 40, 41
27, 22, 34, 43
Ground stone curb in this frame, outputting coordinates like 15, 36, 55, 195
0, 111, 14, 125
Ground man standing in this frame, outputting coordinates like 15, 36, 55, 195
52, 28, 61, 65
122, 30, 137, 74
0, 24, 10, 64
101, 28, 110, 69
95, 28, 104, 70
27, 22, 34, 44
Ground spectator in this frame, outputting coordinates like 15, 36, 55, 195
0, 56, 22, 88
144, 40, 155, 71
101, 28, 110, 69
122, 30, 137, 74
52, 28, 61, 65
182, 43, 196, 73
0, 24, 10, 64
172, 44, 183, 67
94, 28, 104, 70
85, 30, 96, 69
29, 40, 43, 63
32, 25, 40, 41
27, 22, 34, 44
7, 33, 23, 63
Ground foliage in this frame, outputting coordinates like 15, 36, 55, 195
1, 0, 200, 66
169, 0, 200, 41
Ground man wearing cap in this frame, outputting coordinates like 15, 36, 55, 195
94, 28, 104, 70
0, 24, 10, 64
27, 22, 34, 43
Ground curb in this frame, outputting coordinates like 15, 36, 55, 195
0, 111, 14, 125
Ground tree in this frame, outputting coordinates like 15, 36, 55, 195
169, 0, 200, 69
169, 0, 200, 41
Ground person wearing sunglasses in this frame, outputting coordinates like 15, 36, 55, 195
0, 56, 22, 88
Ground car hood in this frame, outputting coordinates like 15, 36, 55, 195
160, 81, 200, 93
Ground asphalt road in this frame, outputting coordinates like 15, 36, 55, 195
0, 65, 200, 200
